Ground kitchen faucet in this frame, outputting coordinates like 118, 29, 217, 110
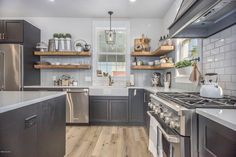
108, 75, 114, 86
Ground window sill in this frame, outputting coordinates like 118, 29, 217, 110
175, 76, 192, 84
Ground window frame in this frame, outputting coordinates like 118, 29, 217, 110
175, 38, 202, 83
92, 21, 130, 85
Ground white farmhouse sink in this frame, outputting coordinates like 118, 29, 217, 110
89, 86, 128, 96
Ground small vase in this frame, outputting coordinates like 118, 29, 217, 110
65, 38, 72, 51
58, 38, 65, 51
54, 37, 59, 51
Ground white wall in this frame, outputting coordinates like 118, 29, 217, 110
0, 17, 163, 86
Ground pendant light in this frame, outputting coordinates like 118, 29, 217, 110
105, 11, 116, 45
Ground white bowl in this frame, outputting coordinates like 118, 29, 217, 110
148, 62, 154, 66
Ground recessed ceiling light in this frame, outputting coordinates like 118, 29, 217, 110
49, 0, 55, 2
129, 0, 136, 2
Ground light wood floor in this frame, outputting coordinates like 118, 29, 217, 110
65, 126, 153, 157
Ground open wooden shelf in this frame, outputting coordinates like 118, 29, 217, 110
34, 64, 91, 69
34, 51, 91, 56
131, 63, 174, 70
131, 46, 174, 57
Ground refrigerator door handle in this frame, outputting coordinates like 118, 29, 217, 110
0, 51, 5, 90
20, 45, 24, 91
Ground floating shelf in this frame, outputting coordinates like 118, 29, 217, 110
131, 63, 174, 70
34, 51, 91, 56
34, 64, 91, 69
131, 46, 174, 57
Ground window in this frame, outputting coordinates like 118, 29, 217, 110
175, 39, 200, 83
176, 39, 198, 62
92, 21, 130, 85
96, 29, 127, 77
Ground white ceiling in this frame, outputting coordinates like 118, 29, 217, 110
0, 0, 175, 18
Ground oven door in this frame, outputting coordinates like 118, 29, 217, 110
148, 111, 190, 157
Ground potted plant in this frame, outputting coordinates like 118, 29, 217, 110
53, 33, 59, 51
65, 33, 72, 51
58, 33, 65, 51
175, 60, 192, 76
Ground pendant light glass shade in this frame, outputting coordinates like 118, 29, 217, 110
105, 11, 116, 45
105, 30, 116, 44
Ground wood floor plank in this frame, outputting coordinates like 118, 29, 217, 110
65, 126, 152, 157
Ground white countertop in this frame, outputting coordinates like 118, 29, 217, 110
196, 109, 236, 131
24, 85, 89, 89
24, 85, 190, 95
0, 91, 66, 113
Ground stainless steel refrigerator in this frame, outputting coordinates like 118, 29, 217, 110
0, 44, 24, 91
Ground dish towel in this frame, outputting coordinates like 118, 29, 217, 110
189, 62, 202, 85
148, 115, 163, 157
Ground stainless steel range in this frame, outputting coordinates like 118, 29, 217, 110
148, 92, 236, 157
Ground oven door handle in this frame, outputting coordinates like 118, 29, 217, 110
147, 111, 180, 144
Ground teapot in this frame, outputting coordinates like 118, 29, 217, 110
200, 73, 223, 98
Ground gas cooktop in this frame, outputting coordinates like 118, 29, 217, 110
156, 92, 236, 109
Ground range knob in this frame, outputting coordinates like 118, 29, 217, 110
154, 107, 161, 114
152, 105, 157, 110
148, 102, 152, 108
169, 120, 180, 129
175, 123, 180, 129
160, 112, 165, 119
164, 116, 171, 124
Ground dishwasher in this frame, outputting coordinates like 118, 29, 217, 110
64, 88, 89, 124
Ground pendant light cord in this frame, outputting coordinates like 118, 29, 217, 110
108, 11, 113, 31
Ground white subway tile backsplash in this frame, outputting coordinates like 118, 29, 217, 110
215, 68, 225, 75
220, 44, 231, 53
223, 89, 232, 96
225, 51, 236, 59
232, 91, 236, 96
232, 75, 236, 82
214, 39, 225, 48
231, 25, 236, 34
214, 54, 224, 61
225, 67, 236, 75
219, 75, 231, 82
203, 39, 210, 46
202, 26, 236, 96
225, 83, 236, 90
206, 43, 215, 51
210, 48, 220, 55
206, 56, 214, 62
203, 50, 211, 57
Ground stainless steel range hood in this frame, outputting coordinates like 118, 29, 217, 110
169, 0, 236, 38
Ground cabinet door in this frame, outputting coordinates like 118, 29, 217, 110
3, 20, 23, 42
89, 98, 109, 122
144, 90, 150, 133
37, 96, 65, 157
110, 99, 128, 123
198, 115, 236, 157
129, 89, 144, 124
0, 104, 37, 157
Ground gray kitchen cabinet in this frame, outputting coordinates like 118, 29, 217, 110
89, 96, 129, 124
37, 96, 66, 157
128, 89, 144, 124
144, 90, 151, 133
0, 103, 38, 157
89, 98, 109, 123
110, 99, 129, 123
0, 96, 66, 157
198, 115, 236, 157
